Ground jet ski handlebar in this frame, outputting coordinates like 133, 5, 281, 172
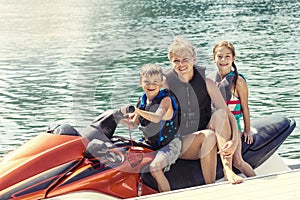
113, 105, 135, 120
126, 105, 135, 113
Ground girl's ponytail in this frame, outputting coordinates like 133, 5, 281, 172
232, 62, 238, 92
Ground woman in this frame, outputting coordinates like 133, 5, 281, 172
164, 36, 243, 184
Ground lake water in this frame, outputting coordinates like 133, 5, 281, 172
0, 0, 299, 159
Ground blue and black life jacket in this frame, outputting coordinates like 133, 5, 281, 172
137, 89, 180, 150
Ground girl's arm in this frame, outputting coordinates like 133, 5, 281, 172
134, 97, 173, 123
236, 76, 253, 144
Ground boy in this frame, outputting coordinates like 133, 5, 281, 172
120, 64, 181, 192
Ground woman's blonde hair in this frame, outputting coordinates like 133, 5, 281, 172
168, 36, 196, 60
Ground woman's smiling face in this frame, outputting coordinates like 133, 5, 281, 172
169, 52, 195, 77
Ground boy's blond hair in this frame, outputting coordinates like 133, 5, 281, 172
140, 64, 163, 81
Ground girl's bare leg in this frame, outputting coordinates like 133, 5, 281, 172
208, 109, 243, 184
180, 130, 217, 184
232, 137, 256, 177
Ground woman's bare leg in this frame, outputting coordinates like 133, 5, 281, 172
208, 109, 243, 184
180, 130, 217, 184
199, 131, 217, 184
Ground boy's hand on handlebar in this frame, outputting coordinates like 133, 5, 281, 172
117, 105, 136, 120
120, 105, 135, 115
126, 105, 135, 113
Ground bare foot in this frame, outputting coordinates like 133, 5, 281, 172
224, 169, 243, 184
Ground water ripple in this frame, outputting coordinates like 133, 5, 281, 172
0, 0, 299, 159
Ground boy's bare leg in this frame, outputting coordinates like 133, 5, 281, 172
150, 138, 181, 192
150, 169, 171, 192
150, 154, 171, 192
208, 109, 243, 184
180, 130, 217, 184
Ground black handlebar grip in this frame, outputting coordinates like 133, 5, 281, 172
126, 105, 135, 113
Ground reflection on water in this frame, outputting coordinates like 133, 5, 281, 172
0, 0, 299, 158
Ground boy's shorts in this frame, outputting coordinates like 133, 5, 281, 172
155, 137, 182, 172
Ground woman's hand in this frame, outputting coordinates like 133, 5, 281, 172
218, 140, 237, 158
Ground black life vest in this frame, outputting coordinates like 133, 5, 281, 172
137, 89, 180, 150
165, 66, 212, 135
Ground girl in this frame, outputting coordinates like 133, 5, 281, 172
212, 40, 256, 177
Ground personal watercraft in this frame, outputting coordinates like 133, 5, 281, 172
0, 108, 296, 199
